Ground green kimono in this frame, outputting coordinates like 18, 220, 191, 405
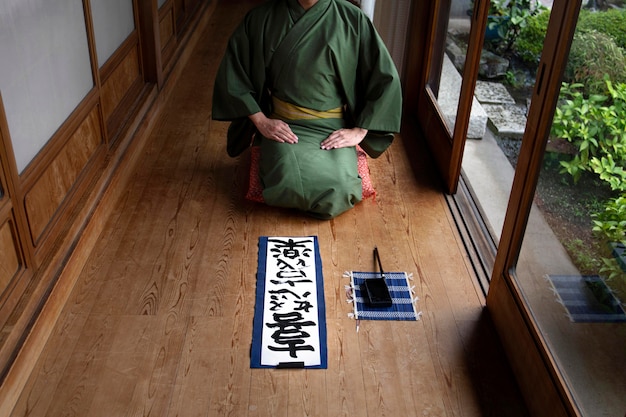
212, 0, 402, 219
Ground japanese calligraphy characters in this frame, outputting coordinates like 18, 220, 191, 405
252, 236, 327, 368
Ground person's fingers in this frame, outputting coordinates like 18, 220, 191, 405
280, 124, 298, 143
321, 129, 363, 149
265, 120, 298, 143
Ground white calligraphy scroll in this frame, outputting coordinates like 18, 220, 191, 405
251, 236, 327, 368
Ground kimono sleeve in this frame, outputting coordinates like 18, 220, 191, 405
212, 18, 264, 120
212, 13, 270, 156
353, 16, 403, 158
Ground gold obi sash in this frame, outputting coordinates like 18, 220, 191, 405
271, 96, 344, 121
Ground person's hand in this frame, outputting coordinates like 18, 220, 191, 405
320, 127, 368, 150
249, 112, 298, 143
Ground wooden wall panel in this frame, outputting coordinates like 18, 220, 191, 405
0, 217, 19, 296
175, 0, 186, 30
137, 0, 163, 86
0, 208, 29, 334
0, 0, 214, 391
24, 107, 103, 245
185, 0, 200, 12
0, 160, 6, 201
100, 45, 141, 122
177, 0, 201, 37
0, 92, 32, 338
159, 7, 176, 66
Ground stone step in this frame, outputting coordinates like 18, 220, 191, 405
439, 54, 488, 139
444, 36, 528, 139
475, 81, 527, 138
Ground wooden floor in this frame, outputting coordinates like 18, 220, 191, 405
9, 2, 529, 416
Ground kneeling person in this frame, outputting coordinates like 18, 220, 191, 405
212, 0, 402, 219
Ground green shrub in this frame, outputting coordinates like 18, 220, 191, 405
513, 9, 626, 95
593, 196, 626, 244
487, 0, 547, 54
578, 8, 626, 50
552, 79, 626, 289
514, 9, 551, 64
593, 195, 626, 285
565, 31, 626, 96
552, 80, 626, 185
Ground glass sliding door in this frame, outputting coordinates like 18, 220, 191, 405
407, 0, 624, 414
498, 2, 626, 415
487, 0, 626, 414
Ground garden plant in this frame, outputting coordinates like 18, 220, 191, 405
552, 79, 626, 296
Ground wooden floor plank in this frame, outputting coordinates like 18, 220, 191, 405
205, 316, 252, 417
288, 368, 328, 416
42, 314, 123, 416
10, 312, 90, 416
248, 368, 290, 417
324, 318, 367, 417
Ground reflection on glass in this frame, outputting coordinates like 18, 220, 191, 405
435, 8, 471, 136
515, 3, 626, 415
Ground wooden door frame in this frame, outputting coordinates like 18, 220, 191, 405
0, 94, 34, 364
0, 94, 33, 270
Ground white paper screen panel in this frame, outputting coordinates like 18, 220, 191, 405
0, 0, 93, 173
91, 0, 135, 67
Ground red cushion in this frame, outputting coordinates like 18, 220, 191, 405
246, 146, 265, 203
246, 146, 376, 203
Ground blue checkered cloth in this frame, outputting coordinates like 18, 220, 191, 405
346, 271, 421, 321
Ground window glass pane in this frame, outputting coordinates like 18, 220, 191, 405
0, 0, 94, 173
436, 5, 471, 136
